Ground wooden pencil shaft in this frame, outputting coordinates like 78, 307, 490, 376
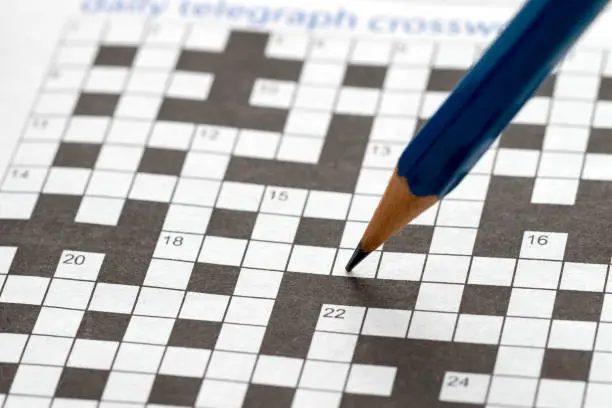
360, 169, 438, 253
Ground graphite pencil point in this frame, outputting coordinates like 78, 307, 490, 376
345, 241, 370, 272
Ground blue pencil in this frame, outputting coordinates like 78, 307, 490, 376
346, 0, 611, 271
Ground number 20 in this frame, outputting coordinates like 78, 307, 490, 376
63, 253, 85, 265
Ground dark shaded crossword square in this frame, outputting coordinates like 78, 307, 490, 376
294, 218, 344, 247
552, 290, 603, 321
426, 68, 467, 92
383, 225, 434, 253
598, 77, 612, 101
206, 209, 257, 239
94, 46, 137, 67
168, 319, 221, 349
8, 245, 62, 277
148, 375, 201, 406
73, 93, 119, 116
187, 263, 239, 295
243, 384, 295, 408
137, 148, 186, 176
342, 65, 387, 88
97, 251, 151, 286
0, 363, 17, 393
534, 74, 556, 97
77, 311, 131, 341
55, 368, 109, 400
459, 285, 510, 316
498, 124, 545, 150
587, 128, 612, 154
53, 142, 101, 168
175, 50, 213, 72
0, 303, 40, 334
29, 193, 82, 222
541, 349, 592, 381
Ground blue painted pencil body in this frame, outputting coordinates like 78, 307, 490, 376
397, 0, 610, 198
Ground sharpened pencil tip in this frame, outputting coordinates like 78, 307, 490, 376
345, 241, 370, 272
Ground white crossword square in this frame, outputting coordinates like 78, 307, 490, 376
129, 173, 176, 202
294, 85, 337, 111
23, 116, 67, 141
54, 43, 97, 65
549, 100, 594, 126
44, 67, 87, 91
440, 372, 490, 404
350, 40, 392, 65
105, 119, 152, 145
384, 66, 430, 91
453, 314, 503, 345
205, 350, 257, 382
378, 91, 422, 116
392, 42, 434, 65
83, 67, 128, 93
494, 346, 544, 377
185, 25, 229, 51
63, 20, 103, 42
2, 167, 48, 193
167, 72, 213, 100
531, 178, 579, 206
303, 191, 351, 220
144, 258, 194, 290
560, 50, 604, 73
543, 125, 589, 152
179, 292, 229, 322
143, 23, 186, 46
536, 379, 586, 408
215, 323, 265, 353
286, 245, 336, 275
148, 121, 195, 150
250, 79, 295, 108
265, 33, 309, 60
88, 283, 138, 314
159, 346, 210, 377
134, 47, 180, 70
252, 355, 303, 388
192, 125, 238, 153
96, 145, 143, 172
125, 70, 169, 94
308, 37, 351, 61
300, 61, 346, 86
115, 95, 162, 120
153, 232, 204, 262
13, 141, 58, 167
34, 92, 77, 115
347, 195, 379, 222
336, 87, 380, 115
103, 20, 144, 45
197, 379, 247, 408
554, 74, 600, 99
284, 110, 331, 137
276, 135, 323, 163
370, 117, 417, 143
234, 129, 280, 160
433, 44, 477, 68
513, 259, 562, 289
198, 236, 247, 266
64, 116, 110, 143
520, 231, 567, 260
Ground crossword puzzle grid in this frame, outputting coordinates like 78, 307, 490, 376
1, 18, 612, 408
